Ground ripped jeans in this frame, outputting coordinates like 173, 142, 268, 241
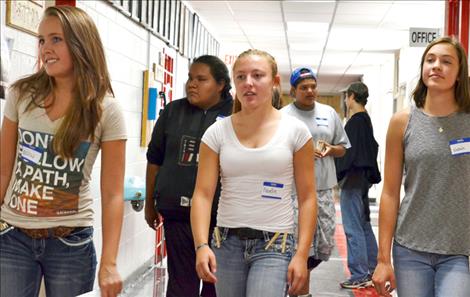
0, 225, 97, 297
211, 227, 294, 297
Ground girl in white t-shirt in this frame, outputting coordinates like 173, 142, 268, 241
191, 49, 317, 297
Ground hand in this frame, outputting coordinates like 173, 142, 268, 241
372, 262, 396, 297
320, 143, 333, 157
99, 263, 122, 297
287, 254, 308, 295
314, 149, 323, 160
145, 201, 161, 230
315, 140, 333, 159
195, 245, 217, 283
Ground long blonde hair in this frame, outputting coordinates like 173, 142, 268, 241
11, 6, 113, 158
232, 49, 279, 113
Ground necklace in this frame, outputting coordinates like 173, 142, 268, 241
435, 116, 451, 133
422, 109, 452, 133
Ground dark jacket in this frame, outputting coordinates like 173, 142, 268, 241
147, 96, 233, 222
335, 111, 381, 185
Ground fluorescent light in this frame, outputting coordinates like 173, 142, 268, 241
327, 28, 407, 51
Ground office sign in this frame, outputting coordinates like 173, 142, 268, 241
409, 28, 440, 47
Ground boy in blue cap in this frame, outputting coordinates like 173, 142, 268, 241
282, 67, 351, 297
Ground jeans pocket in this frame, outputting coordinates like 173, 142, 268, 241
58, 227, 93, 247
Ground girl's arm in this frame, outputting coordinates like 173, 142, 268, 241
288, 139, 317, 295
372, 110, 408, 296
0, 117, 18, 205
191, 143, 219, 283
99, 139, 126, 297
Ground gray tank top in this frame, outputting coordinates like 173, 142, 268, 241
395, 106, 470, 255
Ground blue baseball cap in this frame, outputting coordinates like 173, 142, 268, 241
290, 67, 317, 87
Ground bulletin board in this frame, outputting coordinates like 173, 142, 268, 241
6, 0, 45, 36
140, 51, 173, 147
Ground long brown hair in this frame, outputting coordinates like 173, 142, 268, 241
411, 36, 470, 113
11, 6, 113, 158
232, 49, 279, 113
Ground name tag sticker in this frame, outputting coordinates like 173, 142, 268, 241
449, 137, 470, 156
315, 117, 328, 127
20, 144, 42, 164
261, 181, 284, 199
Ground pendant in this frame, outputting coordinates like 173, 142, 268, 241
438, 127, 444, 133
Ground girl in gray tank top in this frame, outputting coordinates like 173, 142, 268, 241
373, 37, 470, 297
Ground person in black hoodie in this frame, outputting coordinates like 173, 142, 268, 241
145, 55, 232, 297
335, 82, 381, 289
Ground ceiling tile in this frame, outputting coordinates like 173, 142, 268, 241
185, 0, 445, 94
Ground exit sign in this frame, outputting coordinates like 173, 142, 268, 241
409, 28, 440, 47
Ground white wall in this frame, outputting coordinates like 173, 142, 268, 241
0, 0, 192, 287
398, 46, 426, 109
360, 44, 430, 201
356, 54, 394, 200
77, 0, 164, 283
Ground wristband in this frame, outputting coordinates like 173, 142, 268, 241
195, 243, 209, 251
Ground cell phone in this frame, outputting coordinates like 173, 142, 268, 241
316, 140, 326, 152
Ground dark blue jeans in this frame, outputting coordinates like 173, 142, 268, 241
340, 188, 378, 281
0, 226, 97, 297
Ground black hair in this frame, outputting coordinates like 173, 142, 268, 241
347, 82, 369, 106
192, 55, 232, 99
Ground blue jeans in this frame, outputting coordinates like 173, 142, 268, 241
0, 225, 97, 297
340, 188, 378, 281
212, 228, 294, 297
393, 241, 470, 297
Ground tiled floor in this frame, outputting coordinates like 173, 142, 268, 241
119, 203, 395, 297
121, 265, 167, 297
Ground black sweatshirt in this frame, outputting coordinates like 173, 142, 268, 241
335, 111, 381, 186
147, 96, 233, 222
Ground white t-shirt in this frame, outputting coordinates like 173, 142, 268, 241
282, 102, 350, 190
202, 113, 311, 233
1, 90, 127, 228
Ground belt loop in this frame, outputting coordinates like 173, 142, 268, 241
214, 227, 221, 248
263, 231, 270, 242
281, 232, 288, 253
264, 232, 280, 250
222, 227, 229, 241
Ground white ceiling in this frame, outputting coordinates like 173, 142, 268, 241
185, 0, 445, 94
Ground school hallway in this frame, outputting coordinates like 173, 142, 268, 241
116, 202, 391, 297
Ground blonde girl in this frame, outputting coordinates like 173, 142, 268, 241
0, 6, 125, 297
191, 49, 317, 297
